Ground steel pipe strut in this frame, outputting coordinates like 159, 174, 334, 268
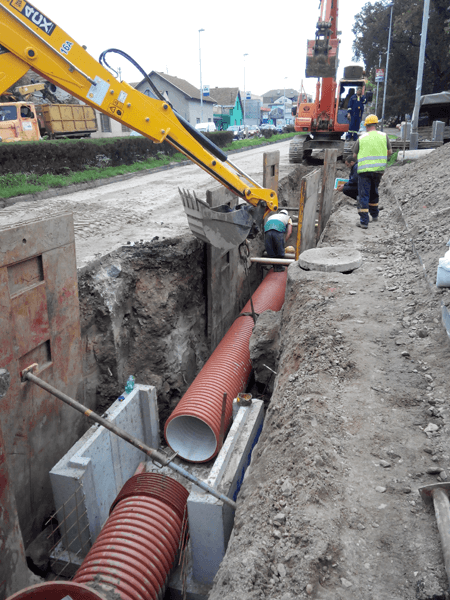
22, 370, 236, 510
250, 257, 295, 265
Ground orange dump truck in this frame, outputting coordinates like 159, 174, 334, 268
0, 102, 97, 142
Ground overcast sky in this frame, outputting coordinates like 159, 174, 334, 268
34, 0, 375, 98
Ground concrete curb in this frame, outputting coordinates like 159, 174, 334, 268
0, 137, 295, 210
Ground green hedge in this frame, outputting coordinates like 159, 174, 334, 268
0, 136, 177, 175
202, 130, 234, 147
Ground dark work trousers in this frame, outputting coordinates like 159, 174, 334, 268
342, 182, 358, 201
265, 229, 285, 258
357, 172, 382, 226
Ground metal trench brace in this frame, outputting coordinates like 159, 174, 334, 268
419, 482, 450, 591
20, 364, 237, 510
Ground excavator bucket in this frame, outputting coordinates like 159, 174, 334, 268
305, 37, 339, 79
180, 189, 267, 251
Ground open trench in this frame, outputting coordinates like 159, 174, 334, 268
76, 164, 311, 425
10, 144, 450, 599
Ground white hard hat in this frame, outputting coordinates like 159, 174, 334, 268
279, 209, 288, 215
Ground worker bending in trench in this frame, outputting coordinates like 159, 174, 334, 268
353, 114, 392, 229
336, 154, 359, 204
264, 209, 292, 272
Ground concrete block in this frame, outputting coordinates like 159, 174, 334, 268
432, 120, 445, 142
401, 121, 411, 141
187, 399, 264, 586
49, 384, 159, 556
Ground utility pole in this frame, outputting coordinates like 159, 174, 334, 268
199, 29, 205, 123
410, 0, 431, 150
243, 53, 248, 128
380, 2, 393, 132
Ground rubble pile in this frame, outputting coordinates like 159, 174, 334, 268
209, 144, 450, 600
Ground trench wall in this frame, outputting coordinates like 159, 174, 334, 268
77, 234, 264, 424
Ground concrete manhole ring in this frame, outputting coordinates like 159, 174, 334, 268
298, 247, 362, 273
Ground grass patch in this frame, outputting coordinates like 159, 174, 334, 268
0, 152, 186, 199
0, 133, 298, 200
387, 151, 399, 167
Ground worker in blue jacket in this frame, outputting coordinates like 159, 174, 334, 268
336, 155, 358, 202
346, 87, 366, 141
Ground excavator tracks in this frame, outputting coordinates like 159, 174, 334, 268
288, 135, 305, 164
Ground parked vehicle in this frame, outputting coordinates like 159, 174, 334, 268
227, 125, 244, 140
0, 101, 97, 142
35, 104, 97, 139
260, 124, 277, 132
195, 122, 216, 132
247, 124, 261, 137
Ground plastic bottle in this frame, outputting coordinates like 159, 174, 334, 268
125, 375, 135, 394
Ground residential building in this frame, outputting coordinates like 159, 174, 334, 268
262, 88, 299, 105
91, 110, 132, 138
211, 87, 243, 130
135, 72, 215, 125
242, 93, 262, 126
269, 96, 294, 127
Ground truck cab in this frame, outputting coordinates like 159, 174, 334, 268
0, 102, 40, 142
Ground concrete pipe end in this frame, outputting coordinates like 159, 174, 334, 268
165, 415, 217, 463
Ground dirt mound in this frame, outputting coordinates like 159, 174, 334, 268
209, 146, 450, 600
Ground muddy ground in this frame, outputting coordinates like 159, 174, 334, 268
0, 140, 293, 269
4, 135, 450, 598
208, 144, 450, 600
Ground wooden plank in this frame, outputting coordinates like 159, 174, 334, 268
263, 150, 280, 193
317, 149, 338, 239
299, 169, 321, 255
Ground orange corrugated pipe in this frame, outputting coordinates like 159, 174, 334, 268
165, 269, 288, 463
6, 474, 189, 600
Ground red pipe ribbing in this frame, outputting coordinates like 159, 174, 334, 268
73, 473, 188, 600
5, 474, 189, 600
165, 269, 287, 463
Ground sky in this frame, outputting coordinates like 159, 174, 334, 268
32, 0, 375, 98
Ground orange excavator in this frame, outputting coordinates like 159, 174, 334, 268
289, 0, 367, 162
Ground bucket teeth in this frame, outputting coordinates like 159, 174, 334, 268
179, 188, 262, 251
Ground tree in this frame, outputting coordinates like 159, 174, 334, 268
352, 0, 450, 118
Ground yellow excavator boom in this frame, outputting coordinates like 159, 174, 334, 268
0, 0, 278, 249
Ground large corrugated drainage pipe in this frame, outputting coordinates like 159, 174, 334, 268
6, 473, 188, 600
165, 269, 288, 463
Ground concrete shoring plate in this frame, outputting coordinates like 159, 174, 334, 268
299, 246, 362, 273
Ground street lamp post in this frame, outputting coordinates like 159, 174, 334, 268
380, 3, 393, 132
199, 28, 205, 123
410, 0, 431, 150
243, 53, 248, 129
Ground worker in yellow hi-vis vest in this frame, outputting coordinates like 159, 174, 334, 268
353, 114, 393, 229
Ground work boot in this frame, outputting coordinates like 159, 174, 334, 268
273, 265, 285, 272
356, 221, 368, 230
371, 216, 378, 222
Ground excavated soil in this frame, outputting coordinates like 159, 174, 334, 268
209, 144, 450, 600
